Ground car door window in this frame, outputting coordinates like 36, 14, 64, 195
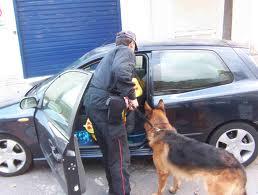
152, 50, 233, 95
84, 60, 100, 72
134, 55, 147, 79
42, 71, 89, 137
83, 55, 147, 77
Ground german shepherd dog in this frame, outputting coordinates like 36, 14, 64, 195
144, 100, 247, 195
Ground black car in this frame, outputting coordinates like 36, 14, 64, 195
1, 40, 258, 194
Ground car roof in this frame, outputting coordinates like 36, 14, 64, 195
138, 39, 248, 50
73, 39, 248, 68
94, 39, 247, 51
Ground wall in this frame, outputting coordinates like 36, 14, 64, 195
232, 0, 258, 52
0, 1, 23, 81
173, 0, 224, 39
120, 0, 174, 42
120, 0, 224, 42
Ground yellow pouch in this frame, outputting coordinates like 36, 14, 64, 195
83, 118, 97, 141
132, 78, 143, 97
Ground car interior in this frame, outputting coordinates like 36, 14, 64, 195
74, 54, 149, 148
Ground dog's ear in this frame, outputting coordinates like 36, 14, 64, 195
144, 101, 152, 116
157, 99, 165, 112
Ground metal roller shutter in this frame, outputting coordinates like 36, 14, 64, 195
14, 0, 121, 78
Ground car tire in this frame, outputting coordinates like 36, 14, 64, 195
209, 122, 258, 166
0, 134, 32, 176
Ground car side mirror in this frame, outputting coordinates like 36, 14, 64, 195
20, 97, 38, 109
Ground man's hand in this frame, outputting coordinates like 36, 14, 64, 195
128, 99, 139, 110
124, 97, 129, 108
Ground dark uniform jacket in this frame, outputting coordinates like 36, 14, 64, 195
84, 45, 136, 109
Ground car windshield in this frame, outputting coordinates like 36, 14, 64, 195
66, 43, 115, 69
66, 55, 88, 69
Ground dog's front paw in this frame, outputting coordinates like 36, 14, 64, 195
152, 192, 158, 195
169, 187, 178, 194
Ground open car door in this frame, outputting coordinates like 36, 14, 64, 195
34, 70, 92, 194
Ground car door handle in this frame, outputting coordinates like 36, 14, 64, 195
48, 139, 62, 162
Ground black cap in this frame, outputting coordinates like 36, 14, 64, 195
116, 31, 138, 51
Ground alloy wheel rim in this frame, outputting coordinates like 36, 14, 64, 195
0, 139, 26, 174
216, 128, 255, 163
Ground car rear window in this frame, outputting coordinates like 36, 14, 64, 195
234, 47, 258, 78
248, 55, 258, 66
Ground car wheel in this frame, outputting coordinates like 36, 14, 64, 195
0, 134, 32, 176
209, 122, 258, 166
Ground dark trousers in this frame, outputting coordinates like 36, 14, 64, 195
86, 107, 131, 195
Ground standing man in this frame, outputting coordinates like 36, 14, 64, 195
83, 31, 138, 195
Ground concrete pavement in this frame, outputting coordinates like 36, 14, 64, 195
0, 157, 257, 195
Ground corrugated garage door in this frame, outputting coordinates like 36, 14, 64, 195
14, 0, 121, 78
